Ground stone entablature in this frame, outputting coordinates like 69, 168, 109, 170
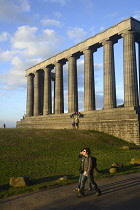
26, 17, 140, 76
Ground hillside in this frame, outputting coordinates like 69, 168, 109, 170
0, 128, 140, 198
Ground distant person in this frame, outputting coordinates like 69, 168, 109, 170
2, 123, 6, 128
78, 112, 83, 117
74, 117, 79, 129
71, 119, 75, 129
77, 148, 101, 198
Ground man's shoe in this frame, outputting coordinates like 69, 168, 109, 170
77, 192, 85, 198
96, 190, 101, 196
77, 193, 85, 198
74, 188, 80, 192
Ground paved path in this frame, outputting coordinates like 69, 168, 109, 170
0, 172, 140, 210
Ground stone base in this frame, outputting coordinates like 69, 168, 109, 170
16, 107, 140, 145
130, 158, 140, 164
10, 177, 29, 187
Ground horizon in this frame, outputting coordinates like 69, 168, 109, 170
1, 0, 140, 128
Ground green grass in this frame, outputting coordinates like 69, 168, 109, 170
0, 128, 140, 198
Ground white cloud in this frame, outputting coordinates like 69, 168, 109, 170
10, 26, 63, 60
0, 25, 65, 90
100, 27, 105, 31
0, 32, 10, 42
43, 0, 69, 6
77, 60, 103, 72
19, 0, 30, 11
67, 27, 87, 43
95, 64, 103, 71
0, 93, 4, 98
0, 50, 14, 62
0, 56, 27, 89
107, 12, 118, 18
0, 0, 30, 23
41, 18, 61, 27
133, 11, 140, 20
11, 26, 38, 49
54, 11, 62, 18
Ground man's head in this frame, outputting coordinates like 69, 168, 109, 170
82, 148, 91, 156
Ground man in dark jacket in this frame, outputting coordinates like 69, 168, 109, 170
78, 148, 101, 197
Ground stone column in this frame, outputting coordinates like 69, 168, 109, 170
34, 71, 40, 116
68, 56, 78, 113
26, 73, 34, 116
137, 38, 140, 105
103, 40, 116, 109
39, 71, 44, 115
55, 62, 64, 114
83, 48, 95, 111
122, 31, 139, 107
43, 67, 52, 115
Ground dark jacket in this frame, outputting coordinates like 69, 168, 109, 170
81, 156, 97, 176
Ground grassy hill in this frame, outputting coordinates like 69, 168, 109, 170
0, 128, 140, 198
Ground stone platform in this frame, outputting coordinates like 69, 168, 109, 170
16, 107, 140, 145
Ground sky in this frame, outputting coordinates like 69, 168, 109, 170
0, 0, 140, 128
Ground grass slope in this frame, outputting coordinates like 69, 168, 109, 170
0, 128, 140, 198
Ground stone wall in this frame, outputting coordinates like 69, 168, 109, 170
17, 107, 140, 145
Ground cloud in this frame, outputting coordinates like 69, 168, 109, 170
41, 18, 61, 27
77, 60, 103, 72
0, 0, 30, 23
0, 56, 27, 89
0, 93, 4, 98
42, 0, 69, 6
19, 0, 30, 11
133, 11, 140, 20
54, 11, 62, 18
0, 32, 10, 42
95, 64, 103, 71
100, 27, 105, 31
10, 26, 64, 59
107, 12, 118, 18
67, 27, 87, 43
0, 50, 14, 62
0, 25, 65, 90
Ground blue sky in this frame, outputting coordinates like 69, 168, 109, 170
0, 0, 140, 128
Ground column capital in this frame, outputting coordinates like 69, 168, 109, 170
66, 54, 80, 61
82, 47, 97, 54
101, 38, 118, 46
54, 58, 66, 66
121, 30, 135, 38
43, 66, 53, 71
26, 72, 34, 77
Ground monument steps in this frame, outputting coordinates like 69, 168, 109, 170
17, 107, 140, 126
16, 107, 140, 145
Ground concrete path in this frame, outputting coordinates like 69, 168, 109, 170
0, 172, 140, 210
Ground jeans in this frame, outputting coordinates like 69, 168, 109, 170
77, 174, 92, 189
80, 174, 100, 195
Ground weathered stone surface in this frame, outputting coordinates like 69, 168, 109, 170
111, 163, 123, 168
130, 158, 140, 164
109, 167, 117, 173
59, 176, 68, 180
10, 177, 29, 187
123, 146, 130, 150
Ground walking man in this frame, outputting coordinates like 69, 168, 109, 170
78, 148, 101, 197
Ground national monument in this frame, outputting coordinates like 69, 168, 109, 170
17, 17, 140, 145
